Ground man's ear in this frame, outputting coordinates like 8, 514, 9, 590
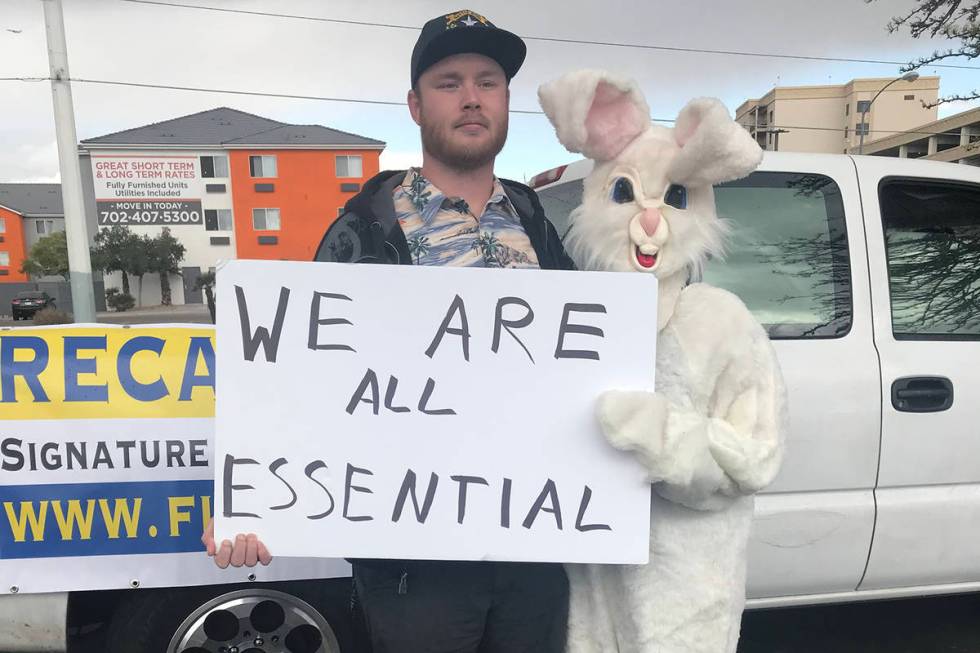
408, 88, 422, 127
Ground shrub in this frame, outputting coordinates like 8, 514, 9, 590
32, 307, 72, 325
107, 291, 136, 312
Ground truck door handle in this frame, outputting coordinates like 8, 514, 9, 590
891, 376, 954, 413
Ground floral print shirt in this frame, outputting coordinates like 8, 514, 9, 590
393, 168, 540, 268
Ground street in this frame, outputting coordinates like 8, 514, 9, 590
0, 303, 212, 328
55, 590, 980, 652
738, 592, 980, 653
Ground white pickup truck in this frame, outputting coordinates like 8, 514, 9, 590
1, 152, 978, 652
531, 152, 980, 608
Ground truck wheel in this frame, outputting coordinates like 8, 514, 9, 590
104, 580, 351, 653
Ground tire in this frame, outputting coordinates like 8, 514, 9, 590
103, 578, 354, 653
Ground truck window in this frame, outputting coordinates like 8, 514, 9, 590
707, 172, 852, 339
879, 178, 980, 339
537, 180, 584, 240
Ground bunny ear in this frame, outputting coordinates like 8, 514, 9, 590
668, 98, 763, 187
538, 69, 651, 162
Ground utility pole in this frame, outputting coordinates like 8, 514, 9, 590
771, 128, 789, 152
42, 0, 96, 322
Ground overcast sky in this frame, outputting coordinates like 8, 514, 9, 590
1, 0, 978, 184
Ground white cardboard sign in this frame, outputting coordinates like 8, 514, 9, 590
215, 260, 656, 564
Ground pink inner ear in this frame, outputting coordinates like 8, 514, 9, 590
584, 82, 646, 161
675, 112, 702, 147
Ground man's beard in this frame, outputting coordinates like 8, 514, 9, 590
420, 113, 508, 172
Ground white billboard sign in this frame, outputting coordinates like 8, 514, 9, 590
215, 261, 657, 565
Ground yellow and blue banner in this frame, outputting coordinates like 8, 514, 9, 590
0, 325, 348, 593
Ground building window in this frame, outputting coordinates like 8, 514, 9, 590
252, 208, 281, 230
337, 207, 345, 217
768, 110, 774, 124
249, 155, 277, 178
0, 217, 5, 233
336, 155, 363, 178
204, 209, 233, 231
856, 100, 872, 114
856, 123, 870, 136
904, 94, 915, 101
0, 252, 8, 267
35, 219, 57, 235
200, 155, 229, 178
845, 104, 849, 117
844, 126, 849, 139
880, 178, 980, 338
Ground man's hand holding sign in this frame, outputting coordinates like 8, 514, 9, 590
201, 522, 270, 568
210, 260, 656, 564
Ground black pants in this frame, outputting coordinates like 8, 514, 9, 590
353, 560, 569, 653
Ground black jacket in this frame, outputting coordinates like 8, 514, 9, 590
314, 169, 576, 270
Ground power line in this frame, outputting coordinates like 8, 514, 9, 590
118, 0, 980, 71
60, 77, 566, 116
120, 0, 419, 31
2, 75, 969, 139
0, 74, 582, 115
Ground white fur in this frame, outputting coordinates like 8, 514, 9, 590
539, 70, 651, 162
539, 70, 786, 653
670, 98, 766, 189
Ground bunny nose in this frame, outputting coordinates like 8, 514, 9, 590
639, 207, 661, 237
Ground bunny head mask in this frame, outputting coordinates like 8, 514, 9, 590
538, 70, 762, 281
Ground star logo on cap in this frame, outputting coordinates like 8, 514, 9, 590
445, 10, 490, 29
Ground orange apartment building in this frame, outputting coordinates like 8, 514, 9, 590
74, 108, 385, 305
0, 184, 65, 283
228, 147, 380, 262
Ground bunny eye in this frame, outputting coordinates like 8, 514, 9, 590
611, 177, 635, 204
665, 184, 687, 209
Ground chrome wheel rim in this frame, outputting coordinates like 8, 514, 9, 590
168, 588, 340, 653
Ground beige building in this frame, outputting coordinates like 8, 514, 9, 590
853, 106, 980, 165
736, 77, 940, 154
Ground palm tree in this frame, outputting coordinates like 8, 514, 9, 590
194, 270, 216, 323
474, 232, 501, 265
408, 171, 432, 212
408, 235, 431, 264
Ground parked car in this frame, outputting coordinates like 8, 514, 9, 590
0, 152, 977, 653
532, 152, 980, 609
10, 291, 55, 320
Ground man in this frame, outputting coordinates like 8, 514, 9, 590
204, 9, 574, 652
315, 10, 573, 272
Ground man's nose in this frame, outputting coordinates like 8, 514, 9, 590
639, 207, 661, 237
462, 83, 481, 110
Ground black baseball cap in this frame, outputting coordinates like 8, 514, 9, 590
411, 10, 526, 87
